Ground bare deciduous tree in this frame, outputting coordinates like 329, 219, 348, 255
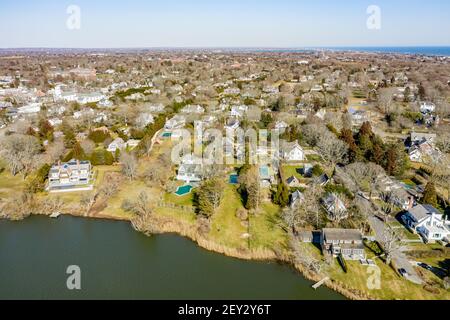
80, 139, 96, 156
317, 136, 348, 169
380, 227, 399, 265
0, 134, 41, 179
119, 152, 138, 181
290, 237, 322, 273
80, 192, 98, 216
283, 184, 323, 230
45, 140, 65, 163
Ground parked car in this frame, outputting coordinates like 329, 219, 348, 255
418, 263, 432, 271
398, 268, 409, 277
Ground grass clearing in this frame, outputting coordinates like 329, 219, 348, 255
327, 251, 450, 300
209, 185, 247, 249
250, 202, 287, 251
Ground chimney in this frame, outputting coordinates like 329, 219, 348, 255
408, 196, 414, 210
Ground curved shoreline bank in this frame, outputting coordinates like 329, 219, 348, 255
29, 210, 370, 300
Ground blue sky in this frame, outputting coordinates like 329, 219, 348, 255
1, 0, 449, 48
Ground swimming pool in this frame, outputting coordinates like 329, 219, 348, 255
175, 185, 193, 196
229, 174, 239, 184
162, 132, 172, 138
259, 166, 269, 178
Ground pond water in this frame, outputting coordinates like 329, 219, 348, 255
0, 216, 344, 300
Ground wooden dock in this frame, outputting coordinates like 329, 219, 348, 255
312, 277, 329, 290
50, 212, 62, 219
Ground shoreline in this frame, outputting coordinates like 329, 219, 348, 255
33, 210, 371, 300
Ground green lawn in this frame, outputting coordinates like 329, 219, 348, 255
40, 165, 121, 209
155, 206, 197, 224
0, 168, 24, 199
327, 251, 450, 300
209, 185, 248, 249
280, 165, 303, 180
249, 202, 287, 251
97, 180, 153, 219
164, 190, 194, 207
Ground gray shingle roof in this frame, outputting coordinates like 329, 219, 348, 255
408, 204, 441, 221
323, 228, 362, 241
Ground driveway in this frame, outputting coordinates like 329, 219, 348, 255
357, 195, 424, 285
368, 214, 424, 285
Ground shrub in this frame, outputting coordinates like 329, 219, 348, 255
338, 254, 348, 273
90, 149, 114, 165
88, 130, 111, 144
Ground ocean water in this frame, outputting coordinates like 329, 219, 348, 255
320, 47, 450, 57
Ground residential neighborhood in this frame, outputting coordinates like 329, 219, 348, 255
0, 47, 449, 301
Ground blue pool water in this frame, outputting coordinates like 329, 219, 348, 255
175, 185, 193, 196
229, 174, 239, 184
260, 166, 269, 178
162, 132, 172, 138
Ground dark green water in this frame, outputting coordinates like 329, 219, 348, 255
0, 216, 343, 300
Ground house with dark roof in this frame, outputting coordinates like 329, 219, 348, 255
322, 193, 348, 222
290, 190, 304, 208
286, 175, 301, 188
321, 228, 366, 260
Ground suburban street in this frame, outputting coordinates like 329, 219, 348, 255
368, 213, 424, 285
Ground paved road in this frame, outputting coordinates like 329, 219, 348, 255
356, 195, 424, 285
368, 214, 424, 285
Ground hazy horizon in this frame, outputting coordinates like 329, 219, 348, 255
1, 0, 450, 48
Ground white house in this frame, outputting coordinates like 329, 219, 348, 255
180, 104, 205, 114
94, 112, 108, 123
77, 92, 105, 104
98, 99, 113, 108
145, 103, 165, 113
73, 108, 95, 119
274, 121, 289, 130
165, 115, 186, 130
136, 113, 154, 129
230, 105, 248, 118
48, 118, 62, 127
402, 204, 450, 243
280, 141, 305, 162
176, 155, 203, 183
17, 102, 41, 114
107, 138, 126, 153
224, 118, 240, 131
223, 87, 241, 95
61, 92, 78, 103
420, 102, 436, 114
126, 139, 140, 149
410, 132, 436, 146
48, 160, 92, 190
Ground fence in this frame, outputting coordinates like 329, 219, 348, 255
157, 201, 196, 213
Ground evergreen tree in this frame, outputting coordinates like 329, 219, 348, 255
339, 128, 359, 163
72, 142, 86, 160
422, 182, 438, 208
196, 178, 225, 217
62, 121, 76, 148
274, 181, 290, 208
358, 121, 373, 138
